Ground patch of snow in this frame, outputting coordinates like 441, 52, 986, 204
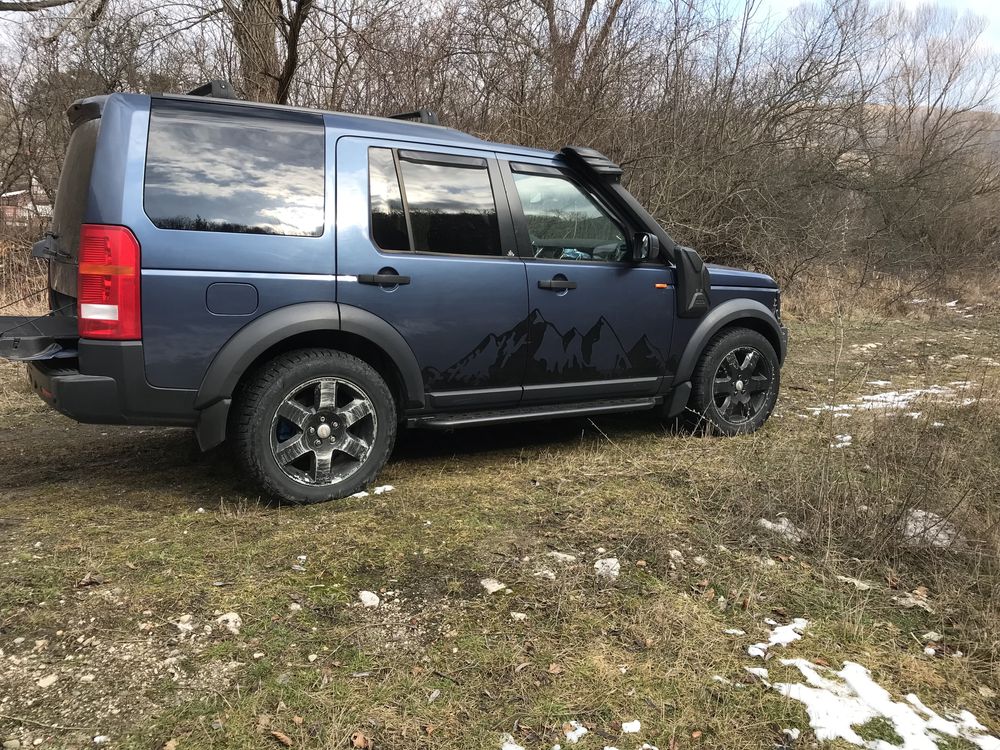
745, 666, 771, 684
563, 720, 589, 743
836, 575, 873, 591
500, 733, 525, 750
480, 578, 507, 594
510, 612, 527, 622
359, 590, 381, 608
867, 380, 892, 386
373, 484, 394, 494
945, 300, 959, 307
641, 745, 660, 750
594, 558, 621, 580
621, 720, 641, 733
748, 618, 808, 659
534, 568, 556, 580
831, 434, 853, 449
758, 517, 804, 543
773, 659, 1000, 750
902, 509, 964, 549
725, 628, 747, 636
547, 551, 577, 563
784, 728, 801, 741
215, 612, 242, 636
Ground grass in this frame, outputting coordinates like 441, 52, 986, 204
1, 283, 999, 749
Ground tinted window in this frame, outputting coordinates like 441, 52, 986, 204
512, 171, 625, 261
368, 149, 501, 256
144, 102, 325, 237
369, 148, 409, 251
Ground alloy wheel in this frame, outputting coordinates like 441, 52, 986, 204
711, 346, 773, 424
269, 377, 377, 486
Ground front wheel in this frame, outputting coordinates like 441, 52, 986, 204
688, 327, 780, 435
231, 349, 397, 504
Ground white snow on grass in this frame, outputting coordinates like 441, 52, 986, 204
594, 558, 621, 580
547, 551, 577, 563
902, 509, 965, 549
772, 659, 1000, 750
757, 517, 804, 543
621, 719, 641, 733
480, 578, 507, 594
500, 733, 525, 750
808, 385, 975, 418
748, 618, 808, 658
563, 720, 589, 743
831, 434, 853, 449
351, 484, 395, 498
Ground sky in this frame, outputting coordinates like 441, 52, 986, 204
753, 0, 1000, 50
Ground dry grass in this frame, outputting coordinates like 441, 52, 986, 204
0, 253, 998, 748
0, 236, 47, 314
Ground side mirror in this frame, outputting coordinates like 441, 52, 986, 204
633, 232, 660, 262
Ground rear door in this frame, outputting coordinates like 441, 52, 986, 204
335, 139, 529, 410
501, 159, 675, 403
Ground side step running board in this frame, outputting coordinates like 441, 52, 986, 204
408, 397, 661, 429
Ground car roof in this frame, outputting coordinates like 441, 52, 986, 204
154, 93, 555, 160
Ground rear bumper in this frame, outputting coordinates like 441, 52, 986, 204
27, 340, 198, 426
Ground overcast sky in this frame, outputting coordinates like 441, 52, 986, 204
753, 0, 1000, 49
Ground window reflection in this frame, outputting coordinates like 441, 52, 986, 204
144, 103, 325, 237
513, 172, 625, 261
369, 148, 409, 251
398, 159, 501, 256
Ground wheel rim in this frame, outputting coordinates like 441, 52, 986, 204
711, 346, 773, 424
269, 377, 377, 487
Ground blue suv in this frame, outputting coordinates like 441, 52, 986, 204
0, 83, 787, 504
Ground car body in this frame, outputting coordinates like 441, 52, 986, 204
0, 86, 787, 503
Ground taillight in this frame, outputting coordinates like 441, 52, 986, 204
77, 224, 141, 340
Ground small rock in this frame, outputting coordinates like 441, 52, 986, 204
288, 602, 302, 612
533, 568, 556, 580
510, 612, 527, 622
80, 674, 96, 683
669, 549, 684, 564
93, 737, 111, 745
36, 674, 58, 689
480, 578, 507, 594
253, 652, 265, 659
359, 591, 381, 607
215, 612, 242, 636
692, 556, 708, 567
4, 740, 22, 749
196, 507, 206, 513
757, 517, 803, 543
594, 558, 621, 580
12, 637, 24, 645
176, 614, 195, 633
308, 654, 317, 663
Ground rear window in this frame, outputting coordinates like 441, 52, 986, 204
144, 101, 325, 237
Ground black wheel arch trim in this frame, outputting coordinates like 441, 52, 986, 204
675, 299, 785, 383
194, 302, 425, 413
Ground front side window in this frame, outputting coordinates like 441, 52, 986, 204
144, 102, 325, 237
368, 148, 501, 256
512, 171, 626, 262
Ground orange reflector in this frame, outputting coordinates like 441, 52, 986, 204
655, 283, 669, 289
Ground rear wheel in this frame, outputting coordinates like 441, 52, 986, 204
232, 349, 397, 504
688, 327, 779, 435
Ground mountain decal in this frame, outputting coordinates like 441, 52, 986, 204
422, 309, 667, 390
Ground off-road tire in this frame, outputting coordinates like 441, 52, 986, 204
688, 327, 779, 436
231, 348, 397, 504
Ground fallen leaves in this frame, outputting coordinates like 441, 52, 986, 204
271, 730, 293, 747
351, 730, 373, 748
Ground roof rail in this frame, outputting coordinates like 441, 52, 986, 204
389, 109, 439, 126
186, 80, 237, 100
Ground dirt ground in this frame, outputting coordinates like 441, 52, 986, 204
1, 299, 998, 750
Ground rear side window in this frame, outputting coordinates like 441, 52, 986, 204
144, 101, 325, 237
368, 147, 501, 256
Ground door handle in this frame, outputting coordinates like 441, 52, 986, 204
358, 273, 411, 286
538, 279, 577, 290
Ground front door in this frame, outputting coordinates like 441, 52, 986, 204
336, 139, 529, 409
501, 160, 675, 403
